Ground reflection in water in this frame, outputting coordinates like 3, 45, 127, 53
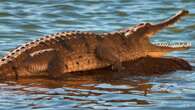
0, 0, 195, 109
0, 65, 194, 109
15, 72, 152, 107
1, 68, 191, 109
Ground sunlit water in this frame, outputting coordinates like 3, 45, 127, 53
0, 0, 195, 110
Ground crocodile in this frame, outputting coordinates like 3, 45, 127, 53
0, 10, 191, 80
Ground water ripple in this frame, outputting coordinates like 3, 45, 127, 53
0, 0, 194, 109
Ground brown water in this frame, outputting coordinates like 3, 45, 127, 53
0, 0, 195, 110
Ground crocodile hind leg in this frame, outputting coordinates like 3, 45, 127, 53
47, 52, 65, 79
20, 48, 65, 79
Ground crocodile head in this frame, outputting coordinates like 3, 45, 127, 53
125, 10, 190, 57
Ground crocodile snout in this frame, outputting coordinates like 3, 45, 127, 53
150, 9, 189, 34
137, 10, 190, 38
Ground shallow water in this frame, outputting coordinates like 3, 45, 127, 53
0, 0, 195, 110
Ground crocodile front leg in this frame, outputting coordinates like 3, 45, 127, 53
96, 44, 125, 71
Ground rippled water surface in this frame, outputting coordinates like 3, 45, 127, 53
0, 0, 195, 110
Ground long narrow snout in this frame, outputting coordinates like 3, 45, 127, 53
151, 10, 189, 32
147, 10, 190, 57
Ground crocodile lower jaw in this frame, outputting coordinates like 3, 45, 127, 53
153, 41, 191, 48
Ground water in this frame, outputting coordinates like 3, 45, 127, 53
0, 0, 195, 109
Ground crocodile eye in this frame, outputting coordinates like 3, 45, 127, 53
40, 38, 44, 40
138, 23, 145, 26
144, 23, 151, 27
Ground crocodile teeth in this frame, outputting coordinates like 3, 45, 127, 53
153, 42, 191, 48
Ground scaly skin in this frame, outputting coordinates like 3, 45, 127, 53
0, 10, 190, 80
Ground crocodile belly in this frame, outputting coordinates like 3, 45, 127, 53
63, 53, 109, 73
